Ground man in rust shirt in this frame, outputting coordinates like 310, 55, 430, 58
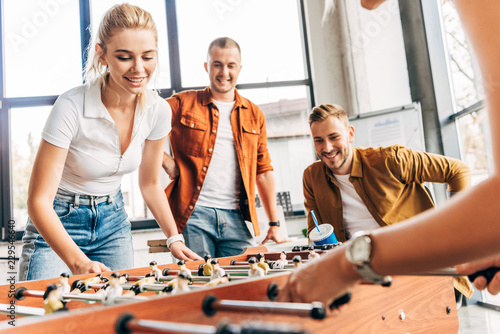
162, 37, 287, 258
304, 104, 471, 242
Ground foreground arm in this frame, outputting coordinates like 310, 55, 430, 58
28, 140, 110, 274
278, 0, 500, 305
139, 137, 202, 261
256, 171, 291, 244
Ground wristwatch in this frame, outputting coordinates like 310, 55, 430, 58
167, 234, 185, 250
268, 221, 280, 227
345, 231, 391, 285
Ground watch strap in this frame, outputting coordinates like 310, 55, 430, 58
167, 234, 185, 250
268, 221, 280, 227
356, 263, 392, 285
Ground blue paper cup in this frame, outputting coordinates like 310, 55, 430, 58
309, 224, 338, 246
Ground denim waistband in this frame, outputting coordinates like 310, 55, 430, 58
197, 205, 241, 213
55, 188, 121, 208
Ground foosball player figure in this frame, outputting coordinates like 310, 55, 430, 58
70, 274, 104, 294
210, 258, 226, 280
43, 284, 67, 314
256, 252, 270, 274
171, 272, 192, 295
205, 273, 231, 287
97, 272, 128, 295
122, 276, 156, 297
104, 272, 123, 305
146, 260, 163, 281
292, 255, 302, 269
248, 257, 265, 278
308, 246, 321, 261
273, 251, 288, 269
177, 260, 190, 276
202, 254, 213, 276
58, 272, 71, 295
119, 273, 130, 285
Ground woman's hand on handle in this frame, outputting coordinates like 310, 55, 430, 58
170, 242, 203, 261
71, 260, 111, 275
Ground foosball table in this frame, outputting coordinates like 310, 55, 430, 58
0, 246, 459, 333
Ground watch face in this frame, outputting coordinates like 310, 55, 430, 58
350, 235, 371, 263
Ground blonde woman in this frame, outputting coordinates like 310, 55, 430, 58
19, 3, 201, 281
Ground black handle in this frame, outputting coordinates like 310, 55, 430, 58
329, 292, 352, 310
467, 266, 500, 285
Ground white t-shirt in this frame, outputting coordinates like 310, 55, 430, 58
42, 82, 171, 196
334, 174, 381, 238
196, 100, 241, 209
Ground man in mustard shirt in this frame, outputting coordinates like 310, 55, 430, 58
304, 104, 471, 242
304, 103, 473, 300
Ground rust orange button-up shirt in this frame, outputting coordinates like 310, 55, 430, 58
165, 88, 273, 235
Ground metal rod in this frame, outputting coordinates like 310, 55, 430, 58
0, 304, 45, 317
221, 264, 295, 271
401, 266, 499, 283
17, 288, 147, 304
230, 260, 310, 266
127, 319, 215, 334
116, 313, 308, 334
404, 269, 463, 277
127, 275, 247, 283
19, 290, 44, 298
477, 301, 500, 312
204, 296, 325, 320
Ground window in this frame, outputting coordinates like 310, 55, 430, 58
10, 106, 51, 231
439, 0, 490, 184
456, 106, 491, 185
441, 0, 484, 111
176, 0, 306, 87
358, 0, 412, 112
240, 86, 313, 211
3, 0, 82, 97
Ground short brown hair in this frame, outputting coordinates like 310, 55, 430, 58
207, 37, 241, 60
309, 104, 349, 128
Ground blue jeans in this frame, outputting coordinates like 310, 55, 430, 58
182, 205, 256, 258
18, 188, 134, 281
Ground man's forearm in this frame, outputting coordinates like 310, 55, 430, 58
256, 171, 279, 222
162, 152, 179, 179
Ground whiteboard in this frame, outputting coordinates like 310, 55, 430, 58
349, 102, 425, 152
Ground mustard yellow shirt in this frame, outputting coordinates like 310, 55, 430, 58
303, 145, 471, 241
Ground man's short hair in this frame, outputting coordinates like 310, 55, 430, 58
309, 104, 349, 128
207, 37, 241, 60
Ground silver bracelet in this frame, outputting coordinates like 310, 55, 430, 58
167, 234, 185, 250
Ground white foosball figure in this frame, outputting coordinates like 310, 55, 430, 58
248, 257, 265, 278
273, 251, 288, 269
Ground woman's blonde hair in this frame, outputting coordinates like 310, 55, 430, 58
83, 3, 158, 93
